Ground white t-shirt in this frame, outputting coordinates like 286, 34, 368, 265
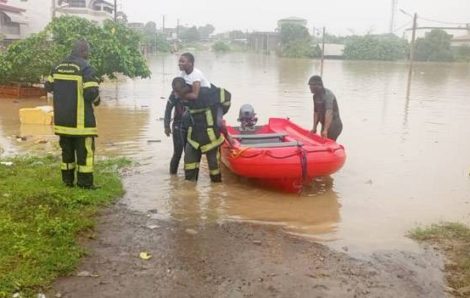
180, 68, 211, 87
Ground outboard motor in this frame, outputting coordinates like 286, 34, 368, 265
237, 104, 257, 131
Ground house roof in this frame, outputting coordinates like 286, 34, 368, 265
323, 43, 345, 56
0, 3, 26, 13
453, 34, 470, 41
278, 17, 307, 22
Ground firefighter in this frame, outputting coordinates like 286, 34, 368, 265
172, 78, 231, 183
45, 39, 100, 189
164, 90, 185, 175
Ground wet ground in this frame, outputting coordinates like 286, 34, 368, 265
2, 53, 470, 296
47, 203, 446, 298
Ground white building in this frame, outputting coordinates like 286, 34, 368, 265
2, 0, 114, 40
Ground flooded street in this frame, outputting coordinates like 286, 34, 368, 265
1, 52, 470, 256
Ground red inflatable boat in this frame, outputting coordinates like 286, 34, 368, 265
221, 118, 346, 192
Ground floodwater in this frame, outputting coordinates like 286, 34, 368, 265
1, 52, 469, 255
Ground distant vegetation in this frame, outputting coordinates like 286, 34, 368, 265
212, 41, 230, 52
279, 23, 320, 58
415, 29, 454, 62
343, 34, 408, 61
138, 19, 470, 64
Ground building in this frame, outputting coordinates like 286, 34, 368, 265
0, 2, 28, 41
322, 43, 345, 59
248, 31, 279, 53
3, 0, 115, 39
277, 17, 307, 30
451, 34, 470, 47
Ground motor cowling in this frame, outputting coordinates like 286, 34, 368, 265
237, 104, 257, 131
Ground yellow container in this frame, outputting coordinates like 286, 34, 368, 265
19, 106, 54, 125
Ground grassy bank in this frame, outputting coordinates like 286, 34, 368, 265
0, 155, 130, 297
409, 222, 470, 295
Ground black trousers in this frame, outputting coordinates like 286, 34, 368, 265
169, 122, 185, 174
184, 144, 221, 182
59, 135, 95, 187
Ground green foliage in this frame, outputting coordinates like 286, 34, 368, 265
198, 24, 215, 40
212, 41, 230, 52
179, 26, 201, 42
454, 45, 470, 62
343, 34, 408, 61
155, 33, 172, 52
409, 222, 470, 289
415, 29, 454, 62
0, 32, 58, 85
0, 155, 129, 297
0, 16, 151, 84
279, 23, 316, 58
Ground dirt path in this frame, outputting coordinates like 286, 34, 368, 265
48, 201, 447, 298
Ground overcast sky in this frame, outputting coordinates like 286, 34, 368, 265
122, 0, 470, 35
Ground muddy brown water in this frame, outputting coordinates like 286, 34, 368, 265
1, 52, 469, 256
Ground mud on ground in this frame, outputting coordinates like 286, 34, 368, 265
48, 202, 447, 298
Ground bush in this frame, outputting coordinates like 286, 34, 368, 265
212, 41, 230, 52
343, 34, 408, 61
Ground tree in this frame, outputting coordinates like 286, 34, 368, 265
179, 26, 200, 42
198, 24, 215, 40
0, 16, 151, 84
343, 34, 408, 61
279, 23, 316, 58
415, 29, 454, 62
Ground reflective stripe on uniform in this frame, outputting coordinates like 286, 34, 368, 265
207, 128, 217, 142
210, 168, 220, 175
220, 88, 225, 103
205, 109, 214, 126
189, 107, 208, 114
78, 137, 94, 173
54, 125, 97, 136
61, 162, 76, 170
200, 134, 224, 153
83, 81, 99, 89
186, 126, 200, 149
184, 162, 200, 170
47, 75, 54, 83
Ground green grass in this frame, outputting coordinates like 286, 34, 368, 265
0, 155, 130, 297
409, 222, 470, 292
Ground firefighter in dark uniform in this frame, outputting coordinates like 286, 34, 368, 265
172, 77, 231, 182
45, 39, 100, 189
164, 91, 186, 175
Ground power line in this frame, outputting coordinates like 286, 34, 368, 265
417, 15, 469, 26
393, 20, 412, 33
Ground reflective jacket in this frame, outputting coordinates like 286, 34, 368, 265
182, 84, 231, 115
186, 87, 231, 153
45, 55, 100, 136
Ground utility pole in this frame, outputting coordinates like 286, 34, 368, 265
320, 27, 325, 77
176, 18, 180, 39
389, 0, 398, 33
162, 15, 166, 34
406, 13, 417, 99
114, 0, 117, 22
51, 0, 56, 19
